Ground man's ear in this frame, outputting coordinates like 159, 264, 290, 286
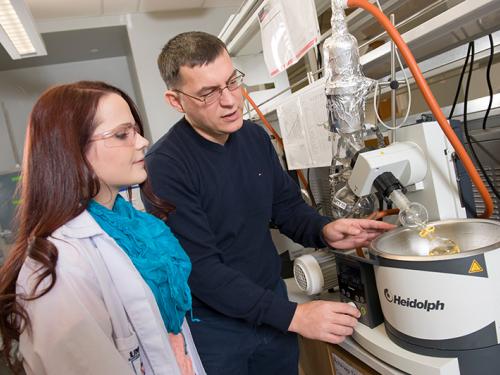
164, 90, 184, 113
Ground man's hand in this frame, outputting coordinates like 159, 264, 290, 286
288, 301, 360, 344
322, 218, 395, 249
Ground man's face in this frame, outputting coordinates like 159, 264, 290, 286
166, 51, 244, 144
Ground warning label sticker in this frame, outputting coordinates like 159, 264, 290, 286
468, 259, 484, 274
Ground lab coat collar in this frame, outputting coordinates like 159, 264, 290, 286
57, 210, 105, 239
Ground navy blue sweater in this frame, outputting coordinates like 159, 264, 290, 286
144, 118, 330, 332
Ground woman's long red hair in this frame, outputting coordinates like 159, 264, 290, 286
0, 81, 170, 372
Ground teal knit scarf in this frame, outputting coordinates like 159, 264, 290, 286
87, 195, 192, 334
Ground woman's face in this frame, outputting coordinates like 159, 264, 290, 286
86, 93, 149, 200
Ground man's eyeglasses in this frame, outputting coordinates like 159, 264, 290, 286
90, 123, 140, 148
174, 69, 245, 105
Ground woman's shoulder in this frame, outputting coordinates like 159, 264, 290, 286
16, 211, 102, 297
16, 238, 97, 297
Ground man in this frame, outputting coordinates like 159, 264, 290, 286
145, 31, 394, 375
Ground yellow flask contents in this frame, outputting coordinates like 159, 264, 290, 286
419, 225, 461, 256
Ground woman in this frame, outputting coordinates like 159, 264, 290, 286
0, 81, 204, 375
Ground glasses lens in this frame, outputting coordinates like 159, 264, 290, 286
204, 90, 222, 105
204, 76, 244, 105
227, 75, 244, 91
103, 124, 138, 148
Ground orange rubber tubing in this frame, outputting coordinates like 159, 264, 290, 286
242, 88, 310, 189
347, 0, 493, 218
355, 247, 366, 258
366, 208, 400, 220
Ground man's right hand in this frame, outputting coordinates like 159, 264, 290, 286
287, 300, 360, 344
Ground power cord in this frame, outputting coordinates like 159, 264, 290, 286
482, 34, 494, 130
373, 0, 412, 131
462, 41, 500, 203
448, 42, 472, 120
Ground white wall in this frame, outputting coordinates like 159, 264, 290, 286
0, 56, 137, 173
125, 8, 237, 142
233, 53, 291, 110
0, 7, 241, 148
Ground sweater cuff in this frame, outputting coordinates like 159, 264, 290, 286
262, 295, 298, 332
316, 216, 332, 248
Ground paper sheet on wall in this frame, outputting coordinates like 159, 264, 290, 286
258, 0, 320, 77
276, 98, 310, 170
276, 86, 332, 170
300, 88, 333, 166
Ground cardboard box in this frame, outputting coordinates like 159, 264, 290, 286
299, 336, 379, 375
329, 345, 379, 375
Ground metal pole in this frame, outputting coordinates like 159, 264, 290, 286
390, 13, 397, 141
1, 102, 21, 168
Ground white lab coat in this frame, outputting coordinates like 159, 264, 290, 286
16, 210, 205, 375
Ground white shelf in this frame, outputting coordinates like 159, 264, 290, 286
226, 0, 500, 118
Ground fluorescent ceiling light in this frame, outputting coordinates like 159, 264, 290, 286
0, 0, 46, 59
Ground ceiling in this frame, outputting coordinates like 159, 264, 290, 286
0, 0, 242, 70
26, 0, 243, 19
0, 26, 130, 71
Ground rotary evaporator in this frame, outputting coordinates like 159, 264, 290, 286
293, 0, 499, 373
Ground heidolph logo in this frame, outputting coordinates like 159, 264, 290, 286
384, 288, 445, 312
